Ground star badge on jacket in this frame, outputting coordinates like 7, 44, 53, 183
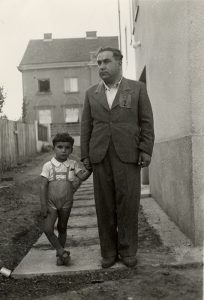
119, 93, 132, 108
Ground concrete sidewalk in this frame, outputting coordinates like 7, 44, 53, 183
12, 176, 203, 278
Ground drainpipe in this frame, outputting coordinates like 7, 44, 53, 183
117, 0, 122, 50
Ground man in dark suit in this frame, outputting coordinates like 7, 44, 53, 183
81, 47, 154, 268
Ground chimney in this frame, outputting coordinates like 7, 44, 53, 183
86, 31, 97, 39
43, 33, 52, 41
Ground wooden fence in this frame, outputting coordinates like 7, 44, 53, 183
0, 119, 37, 172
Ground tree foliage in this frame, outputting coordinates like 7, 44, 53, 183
0, 86, 6, 113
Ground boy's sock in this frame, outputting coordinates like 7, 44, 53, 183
58, 232, 66, 248
56, 248, 64, 257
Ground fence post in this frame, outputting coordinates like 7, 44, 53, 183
34, 120, 39, 152
14, 122, 19, 164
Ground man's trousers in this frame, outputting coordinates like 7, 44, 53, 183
92, 140, 141, 259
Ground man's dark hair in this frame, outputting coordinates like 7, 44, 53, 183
97, 47, 123, 61
52, 133, 74, 147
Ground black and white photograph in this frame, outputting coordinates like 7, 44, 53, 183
0, 0, 203, 299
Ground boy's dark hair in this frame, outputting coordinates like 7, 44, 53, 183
52, 133, 74, 147
97, 47, 123, 61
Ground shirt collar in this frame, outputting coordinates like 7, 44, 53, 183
103, 77, 123, 91
51, 157, 70, 167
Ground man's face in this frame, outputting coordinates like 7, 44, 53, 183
97, 51, 121, 84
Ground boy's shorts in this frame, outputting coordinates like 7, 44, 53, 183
48, 180, 73, 210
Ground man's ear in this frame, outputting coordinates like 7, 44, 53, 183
71, 147, 73, 153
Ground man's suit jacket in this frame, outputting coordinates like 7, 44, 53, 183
80, 77, 154, 164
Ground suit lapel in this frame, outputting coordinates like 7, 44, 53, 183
93, 78, 132, 111
93, 82, 110, 111
111, 78, 131, 110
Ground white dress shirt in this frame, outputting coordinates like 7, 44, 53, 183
103, 78, 122, 109
40, 157, 82, 181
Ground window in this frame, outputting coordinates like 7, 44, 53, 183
38, 79, 50, 93
39, 110, 51, 124
65, 108, 79, 123
90, 51, 97, 62
64, 78, 78, 93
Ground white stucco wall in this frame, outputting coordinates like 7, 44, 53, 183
188, 1, 204, 243
130, 0, 204, 244
135, 0, 192, 141
119, 0, 136, 80
135, 0, 204, 244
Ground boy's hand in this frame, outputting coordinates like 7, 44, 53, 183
41, 204, 48, 218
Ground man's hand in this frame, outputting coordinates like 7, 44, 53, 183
138, 151, 151, 168
77, 169, 92, 181
83, 157, 92, 170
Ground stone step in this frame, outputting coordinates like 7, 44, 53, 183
70, 206, 96, 216
32, 228, 99, 249
75, 190, 94, 196
13, 245, 102, 278
77, 183, 93, 189
74, 195, 95, 201
12, 244, 175, 278
73, 199, 95, 207
68, 215, 97, 228
77, 182, 94, 188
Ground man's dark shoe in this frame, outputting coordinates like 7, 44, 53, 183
101, 257, 117, 268
122, 256, 137, 267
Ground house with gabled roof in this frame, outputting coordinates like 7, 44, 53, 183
18, 31, 118, 141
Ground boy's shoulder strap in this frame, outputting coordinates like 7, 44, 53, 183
51, 161, 70, 181
51, 161, 57, 180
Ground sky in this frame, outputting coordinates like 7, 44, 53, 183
0, 0, 119, 120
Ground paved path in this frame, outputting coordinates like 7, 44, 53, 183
13, 175, 203, 278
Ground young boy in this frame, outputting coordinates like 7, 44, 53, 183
40, 133, 91, 266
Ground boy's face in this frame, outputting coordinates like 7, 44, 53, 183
54, 142, 73, 162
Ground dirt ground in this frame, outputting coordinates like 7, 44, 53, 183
0, 148, 203, 300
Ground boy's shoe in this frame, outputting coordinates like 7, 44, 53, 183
56, 250, 71, 266
121, 256, 137, 268
61, 250, 71, 266
101, 256, 117, 268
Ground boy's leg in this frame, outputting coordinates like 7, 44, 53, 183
44, 206, 64, 256
57, 207, 72, 248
